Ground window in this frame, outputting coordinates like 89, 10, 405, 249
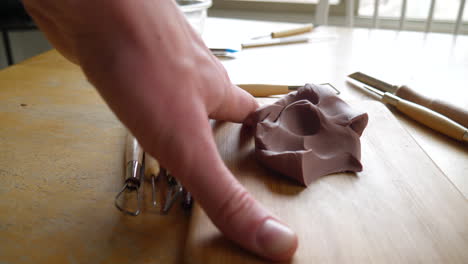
359, 0, 468, 22
211, 0, 467, 34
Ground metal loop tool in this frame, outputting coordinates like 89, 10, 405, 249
115, 134, 144, 216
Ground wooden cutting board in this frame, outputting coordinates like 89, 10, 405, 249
184, 101, 468, 263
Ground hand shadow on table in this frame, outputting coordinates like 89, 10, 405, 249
106, 196, 191, 264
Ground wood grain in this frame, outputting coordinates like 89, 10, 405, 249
0, 51, 190, 264
184, 101, 468, 264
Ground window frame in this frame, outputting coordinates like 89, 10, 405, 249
211, 0, 349, 16
209, 0, 467, 34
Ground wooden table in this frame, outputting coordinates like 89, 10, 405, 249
1, 17, 467, 263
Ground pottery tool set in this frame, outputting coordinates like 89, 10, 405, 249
114, 133, 192, 216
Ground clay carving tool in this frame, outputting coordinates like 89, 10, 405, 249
182, 189, 193, 210
163, 175, 184, 214
242, 34, 337, 49
250, 23, 314, 40
209, 48, 239, 58
241, 35, 312, 49
348, 72, 468, 127
238, 83, 340, 97
237, 84, 302, 97
115, 133, 145, 216
144, 154, 160, 208
348, 78, 468, 143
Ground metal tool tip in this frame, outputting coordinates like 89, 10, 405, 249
115, 183, 142, 216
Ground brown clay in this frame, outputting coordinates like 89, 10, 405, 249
245, 84, 368, 186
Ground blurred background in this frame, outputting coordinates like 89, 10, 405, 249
1, 0, 467, 69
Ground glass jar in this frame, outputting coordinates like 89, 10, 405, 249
177, 0, 212, 35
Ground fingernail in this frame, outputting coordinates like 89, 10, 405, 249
256, 219, 297, 257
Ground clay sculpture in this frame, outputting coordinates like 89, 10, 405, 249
244, 83, 368, 186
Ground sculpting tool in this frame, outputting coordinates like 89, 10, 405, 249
209, 48, 238, 53
250, 23, 314, 39
163, 175, 184, 214
144, 154, 160, 207
182, 189, 193, 210
241, 36, 311, 49
210, 48, 239, 58
237, 84, 302, 97
348, 72, 468, 127
115, 133, 145, 216
348, 78, 468, 143
238, 83, 340, 97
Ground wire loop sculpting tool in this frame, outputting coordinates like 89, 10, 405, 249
115, 133, 144, 216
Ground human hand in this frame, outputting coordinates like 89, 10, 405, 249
23, 0, 298, 260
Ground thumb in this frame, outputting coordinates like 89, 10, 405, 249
160, 108, 298, 261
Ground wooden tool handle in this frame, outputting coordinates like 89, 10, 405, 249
145, 154, 160, 176
237, 84, 290, 97
241, 36, 309, 49
382, 93, 468, 142
271, 24, 314, 38
396, 85, 468, 128
125, 133, 144, 163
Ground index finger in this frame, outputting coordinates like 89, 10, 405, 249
150, 104, 297, 261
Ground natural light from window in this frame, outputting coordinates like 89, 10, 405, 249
359, 0, 468, 21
